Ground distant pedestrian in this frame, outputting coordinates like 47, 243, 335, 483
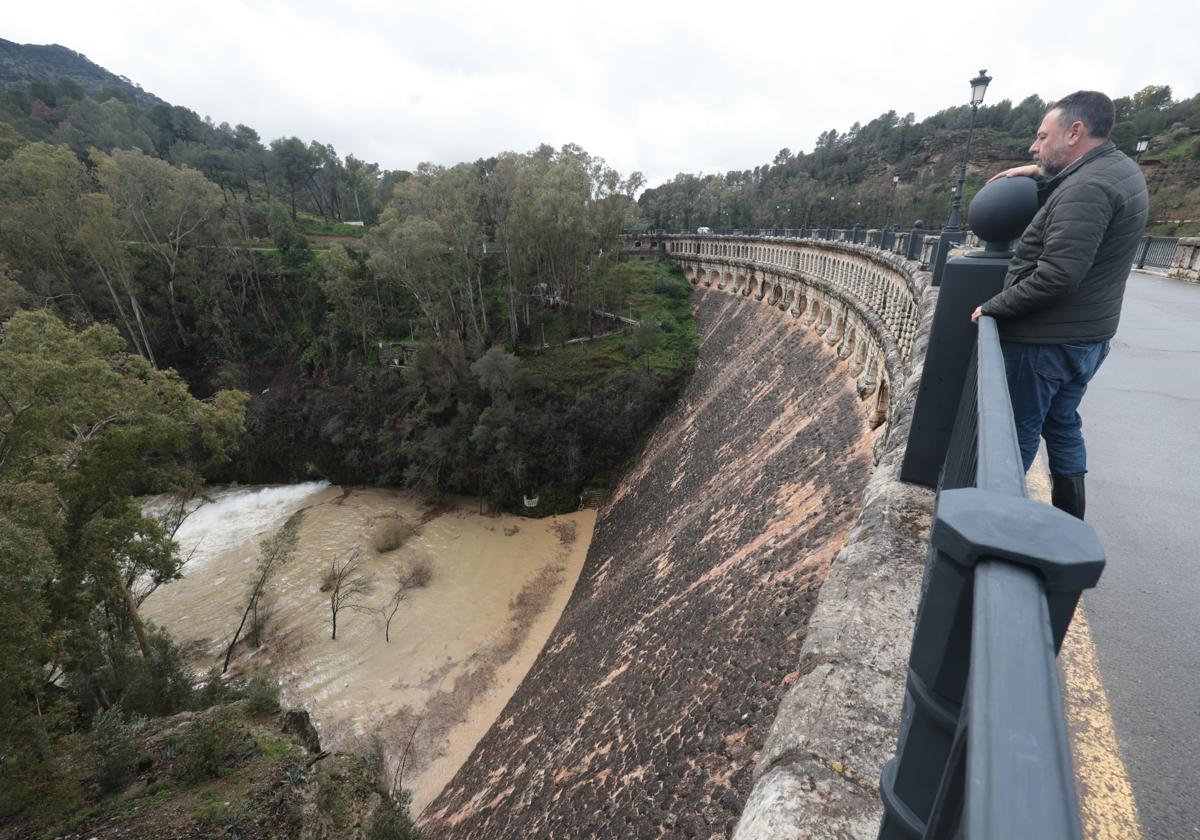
970, 90, 1149, 519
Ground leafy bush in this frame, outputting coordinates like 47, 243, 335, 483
626, 320, 664, 357
193, 666, 232, 709
374, 520, 418, 553
367, 789, 420, 840
653, 274, 691, 299
119, 634, 196, 718
174, 711, 250, 783
88, 708, 144, 794
242, 671, 281, 716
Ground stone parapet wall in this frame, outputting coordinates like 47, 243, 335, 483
1168, 237, 1200, 283
662, 235, 926, 431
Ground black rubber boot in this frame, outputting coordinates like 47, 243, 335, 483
1051, 474, 1086, 520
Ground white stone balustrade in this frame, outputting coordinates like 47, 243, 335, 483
656, 233, 929, 431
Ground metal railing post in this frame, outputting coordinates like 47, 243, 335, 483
880, 316, 1105, 840
906, 226, 925, 261
1135, 236, 1151, 269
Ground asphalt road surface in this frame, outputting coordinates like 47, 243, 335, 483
1081, 270, 1200, 839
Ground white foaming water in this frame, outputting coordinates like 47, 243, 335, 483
150, 482, 330, 571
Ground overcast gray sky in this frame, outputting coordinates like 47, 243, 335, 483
7, 1, 1200, 187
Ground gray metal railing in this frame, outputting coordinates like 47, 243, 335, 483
1132, 235, 1179, 270
878, 316, 1105, 840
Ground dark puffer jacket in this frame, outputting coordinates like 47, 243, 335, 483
981, 141, 1148, 343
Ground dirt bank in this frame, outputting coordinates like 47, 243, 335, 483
142, 486, 594, 814
420, 286, 880, 838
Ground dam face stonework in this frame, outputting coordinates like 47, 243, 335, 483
420, 285, 878, 838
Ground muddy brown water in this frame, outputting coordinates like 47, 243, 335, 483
141, 484, 595, 813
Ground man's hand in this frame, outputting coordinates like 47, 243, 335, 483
970, 306, 983, 324
985, 164, 1041, 184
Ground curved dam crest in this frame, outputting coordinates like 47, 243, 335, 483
420, 283, 882, 837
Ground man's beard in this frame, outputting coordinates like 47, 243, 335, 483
1037, 141, 1069, 176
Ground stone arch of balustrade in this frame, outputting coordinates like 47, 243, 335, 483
647, 236, 921, 431
769, 281, 784, 308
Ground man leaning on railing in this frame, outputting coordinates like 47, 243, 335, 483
968, 90, 1149, 519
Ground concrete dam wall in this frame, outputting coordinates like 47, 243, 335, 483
420, 279, 890, 838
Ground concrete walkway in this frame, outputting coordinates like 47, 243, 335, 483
1079, 270, 1200, 839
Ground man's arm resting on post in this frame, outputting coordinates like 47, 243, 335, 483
978, 181, 1113, 321
986, 164, 1042, 184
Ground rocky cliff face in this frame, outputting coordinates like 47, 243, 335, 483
419, 287, 878, 839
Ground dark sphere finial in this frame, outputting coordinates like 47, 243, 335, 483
968, 176, 1039, 244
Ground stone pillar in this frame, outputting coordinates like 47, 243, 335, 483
815, 297, 831, 334
838, 323, 856, 360
856, 350, 878, 398
920, 235, 938, 267
1168, 237, 1200, 284
849, 338, 867, 376
787, 287, 801, 317
825, 306, 844, 345
803, 295, 819, 326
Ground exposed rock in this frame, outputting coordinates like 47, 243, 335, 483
282, 708, 323, 755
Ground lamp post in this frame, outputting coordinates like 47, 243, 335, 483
1136, 134, 1151, 163
882, 173, 901, 249
884, 172, 900, 231
825, 195, 836, 239
929, 70, 990, 287
945, 69, 992, 232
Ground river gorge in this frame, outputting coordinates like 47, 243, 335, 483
141, 279, 878, 837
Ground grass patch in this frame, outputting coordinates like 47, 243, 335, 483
295, 210, 368, 238
522, 259, 697, 388
257, 735, 294, 762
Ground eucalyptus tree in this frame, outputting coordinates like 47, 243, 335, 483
480, 153, 523, 343
93, 148, 225, 345
321, 243, 380, 362
0, 142, 95, 321
394, 161, 491, 350
367, 212, 451, 341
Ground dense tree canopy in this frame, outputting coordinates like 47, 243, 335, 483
0, 310, 245, 813
637, 86, 1200, 233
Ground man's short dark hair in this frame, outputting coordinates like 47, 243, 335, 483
1050, 91, 1116, 139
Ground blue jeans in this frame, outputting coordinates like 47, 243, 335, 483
1000, 340, 1110, 476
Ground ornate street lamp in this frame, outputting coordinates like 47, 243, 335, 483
1136, 134, 1151, 163
825, 195, 836, 239
945, 69, 992, 232
884, 172, 900, 232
